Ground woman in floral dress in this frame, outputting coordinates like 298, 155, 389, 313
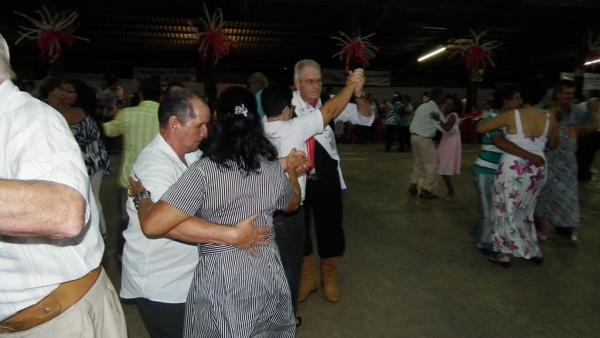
477, 82, 559, 267
535, 105, 599, 244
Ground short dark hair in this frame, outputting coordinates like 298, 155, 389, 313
445, 95, 463, 115
65, 79, 97, 116
158, 89, 198, 128
165, 81, 185, 95
202, 86, 277, 175
553, 79, 575, 97
430, 87, 444, 103
38, 76, 63, 100
261, 84, 292, 117
493, 84, 519, 109
521, 77, 547, 105
139, 75, 162, 102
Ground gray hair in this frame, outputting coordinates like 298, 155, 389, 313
0, 33, 16, 80
293, 59, 321, 82
247, 72, 269, 89
158, 88, 200, 128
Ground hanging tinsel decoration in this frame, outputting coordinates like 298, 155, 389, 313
14, 6, 89, 63
191, 3, 231, 64
331, 31, 378, 71
461, 30, 502, 77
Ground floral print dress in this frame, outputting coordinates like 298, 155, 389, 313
491, 110, 550, 259
534, 125, 579, 229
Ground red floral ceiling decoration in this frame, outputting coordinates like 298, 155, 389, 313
460, 30, 502, 76
14, 5, 89, 63
331, 31, 378, 71
191, 3, 231, 64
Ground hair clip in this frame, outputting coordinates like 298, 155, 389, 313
234, 104, 248, 117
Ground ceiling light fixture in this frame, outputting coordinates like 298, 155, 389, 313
420, 26, 447, 31
417, 47, 447, 62
584, 58, 600, 66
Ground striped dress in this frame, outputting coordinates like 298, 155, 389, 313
160, 158, 296, 338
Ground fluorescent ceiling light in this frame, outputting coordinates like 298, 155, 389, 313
420, 26, 447, 30
584, 58, 600, 66
417, 47, 447, 62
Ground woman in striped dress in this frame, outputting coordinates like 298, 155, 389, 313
141, 87, 307, 337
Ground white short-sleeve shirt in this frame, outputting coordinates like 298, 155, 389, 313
290, 91, 375, 191
120, 133, 201, 303
263, 110, 323, 200
0, 80, 103, 320
409, 100, 443, 138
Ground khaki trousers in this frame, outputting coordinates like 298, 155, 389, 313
410, 135, 438, 191
0, 269, 127, 338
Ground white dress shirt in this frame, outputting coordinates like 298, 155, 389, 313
0, 80, 103, 320
291, 91, 375, 190
409, 100, 444, 138
263, 110, 324, 200
121, 134, 201, 303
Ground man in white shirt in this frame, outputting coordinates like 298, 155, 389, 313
122, 89, 271, 338
0, 33, 126, 337
261, 70, 365, 317
408, 87, 445, 198
288, 59, 374, 304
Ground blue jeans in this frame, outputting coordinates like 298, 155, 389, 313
473, 173, 494, 249
273, 207, 305, 315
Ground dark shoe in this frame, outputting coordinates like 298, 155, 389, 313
488, 254, 511, 268
418, 190, 438, 199
530, 256, 544, 265
479, 247, 494, 257
408, 183, 418, 196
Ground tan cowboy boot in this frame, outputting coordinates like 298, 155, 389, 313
297, 255, 319, 303
320, 257, 340, 303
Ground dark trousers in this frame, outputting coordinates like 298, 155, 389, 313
274, 207, 305, 314
577, 131, 600, 181
135, 298, 185, 338
398, 125, 411, 151
303, 142, 345, 259
385, 124, 399, 151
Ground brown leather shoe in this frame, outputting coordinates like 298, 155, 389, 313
418, 190, 438, 199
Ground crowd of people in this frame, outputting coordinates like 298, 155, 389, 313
2, 26, 599, 338
403, 78, 598, 268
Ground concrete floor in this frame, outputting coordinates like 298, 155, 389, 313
100, 143, 600, 338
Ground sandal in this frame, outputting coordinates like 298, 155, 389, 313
488, 254, 511, 268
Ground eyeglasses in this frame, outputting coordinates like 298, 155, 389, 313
300, 78, 322, 86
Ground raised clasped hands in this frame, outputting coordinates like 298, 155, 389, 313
346, 68, 366, 98
285, 148, 311, 175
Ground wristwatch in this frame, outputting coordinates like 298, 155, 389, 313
133, 190, 151, 210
